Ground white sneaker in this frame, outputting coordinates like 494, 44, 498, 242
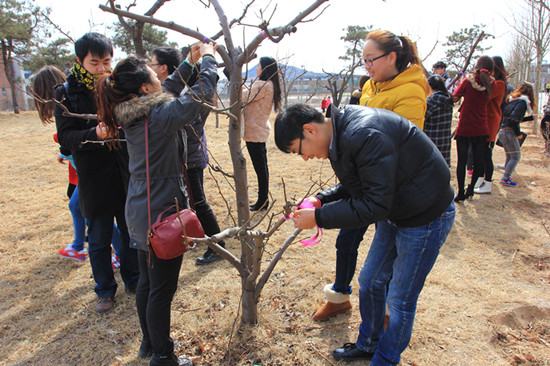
474, 177, 484, 189
497, 164, 505, 170
474, 180, 492, 194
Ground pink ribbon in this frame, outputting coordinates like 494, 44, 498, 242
284, 201, 323, 247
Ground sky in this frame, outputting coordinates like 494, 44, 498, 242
37, 0, 528, 74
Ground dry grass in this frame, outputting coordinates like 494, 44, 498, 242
0, 110, 549, 366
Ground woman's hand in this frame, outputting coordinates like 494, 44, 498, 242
199, 41, 218, 58
188, 43, 201, 66
95, 122, 109, 140
291, 208, 317, 229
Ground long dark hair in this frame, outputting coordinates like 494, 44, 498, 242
258, 56, 282, 112
492, 56, 507, 82
367, 30, 421, 73
475, 56, 494, 97
96, 57, 151, 144
510, 82, 537, 110
32, 65, 66, 124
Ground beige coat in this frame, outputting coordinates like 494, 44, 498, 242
242, 80, 273, 142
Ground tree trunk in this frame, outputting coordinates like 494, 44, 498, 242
227, 66, 259, 323
534, 46, 543, 135
9, 78, 19, 114
240, 279, 258, 324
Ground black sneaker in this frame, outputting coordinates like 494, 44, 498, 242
150, 353, 192, 366
332, 343, 375, 361
195, 250, 223, 266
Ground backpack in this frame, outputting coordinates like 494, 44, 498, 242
62, 81, 79, 113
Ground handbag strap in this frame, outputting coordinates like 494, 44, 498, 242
145, 117, 152, 236
145, 118, 154, 267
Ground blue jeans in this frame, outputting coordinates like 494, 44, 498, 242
68, 186, 86, 252
87, 212, 139, 297
333, 226, 369, 294
355, 202, 456, 366
498, 129, 521, 178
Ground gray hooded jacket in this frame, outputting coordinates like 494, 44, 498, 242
114, 57, 218, 251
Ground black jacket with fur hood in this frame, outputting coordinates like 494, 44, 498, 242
314, 106, 454, 229
114, 57, 218, 251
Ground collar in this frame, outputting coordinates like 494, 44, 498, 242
114, 92, 175, 126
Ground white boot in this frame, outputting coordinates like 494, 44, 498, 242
474, 177, 484, 189
474, 180, 492, 194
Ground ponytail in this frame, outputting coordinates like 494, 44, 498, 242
396, 35, 420, 72
96, 57, 151, 149
474, 56, 494, 97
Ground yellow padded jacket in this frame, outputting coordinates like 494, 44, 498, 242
359, 64, 429, 129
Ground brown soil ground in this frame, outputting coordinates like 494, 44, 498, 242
0, 110, 549, 366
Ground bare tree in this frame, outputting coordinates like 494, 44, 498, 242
506, 33, 535, 87
99, 0, 329, 325
113, 0, 170, 57
277, 57, 308, 107
511, 0, 550, 132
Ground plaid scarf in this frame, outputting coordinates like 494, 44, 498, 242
69, 62, 107, 92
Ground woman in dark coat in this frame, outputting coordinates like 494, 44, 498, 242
96, 42, 218, 366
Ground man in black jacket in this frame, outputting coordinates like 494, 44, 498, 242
274, 104, 455, 365
55, 33, 139, 315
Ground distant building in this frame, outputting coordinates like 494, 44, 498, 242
527, 62, 550, 90
0, 57, 29, 112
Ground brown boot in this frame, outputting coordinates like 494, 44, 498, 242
313, 284, 352, 321
95, 296, 116, 315
313, 300, 352, 321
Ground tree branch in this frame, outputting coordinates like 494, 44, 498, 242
255, 228, 302, 298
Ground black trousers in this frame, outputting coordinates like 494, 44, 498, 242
482, 141, 495, 182
246, 141, 269, 204
187, 166, 224, 250
456, 139, 485, 193
136, 249, 183, 357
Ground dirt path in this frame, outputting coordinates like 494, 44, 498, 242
0, 111, 548, 365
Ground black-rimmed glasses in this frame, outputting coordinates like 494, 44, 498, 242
363, 52, 390, 67
297, 137, 303, 155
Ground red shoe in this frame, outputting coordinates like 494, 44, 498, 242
58, 245, 88, 261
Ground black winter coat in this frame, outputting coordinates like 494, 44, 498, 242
54, 74, 129, 218
500, 96, 530, 136
314, 106, 454, 229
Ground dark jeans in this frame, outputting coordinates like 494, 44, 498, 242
482, 141, 495, 182
356, 203, 456, 365
87, 211, 139, 297
136, 249, 183, 357
187, 167, 224, 250
246, 142, 269, 204
456, 139, 485, 194
333, 226, 369, 294
541, 114, 550, 150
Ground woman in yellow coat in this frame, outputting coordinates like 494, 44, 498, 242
313, 30, 430, 325
359, 30, 429, 129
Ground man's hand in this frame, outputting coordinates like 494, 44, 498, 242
56, 152, 65, 164
292, 208, 317, 229
302, 196, 321, 208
